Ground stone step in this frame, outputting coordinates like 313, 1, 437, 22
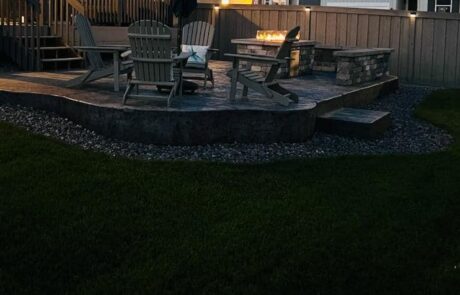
316, 108, 391, 138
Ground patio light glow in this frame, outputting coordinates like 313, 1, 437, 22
304, 6, 311, 12
221, 0, 229, 5
409, 11, 417, 17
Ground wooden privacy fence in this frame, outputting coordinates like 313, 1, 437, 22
82, 0, 172, 25
187, 5, 460, 87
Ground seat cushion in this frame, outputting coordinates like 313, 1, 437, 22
181, 45, 209, 67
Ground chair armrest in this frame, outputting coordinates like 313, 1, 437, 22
206, 48, 219, 60
120, 50, 132, 59
73, 46, 130, 53
173, 52, 193, 61
173, 52, 193, 67
224, 53, 287, 64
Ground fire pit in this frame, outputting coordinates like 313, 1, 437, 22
231, 31, 316, 79
255, 30, 300, 42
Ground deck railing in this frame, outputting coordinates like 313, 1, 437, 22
39, 0, 85, 47
83, 0, 172, 25
0, 0, 42, 70
0, 0, 173, 70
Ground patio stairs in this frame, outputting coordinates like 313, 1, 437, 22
316, 108, 391, 138
16, 33, 84, 71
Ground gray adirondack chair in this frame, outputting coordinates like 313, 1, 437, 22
66, 14, 133, 91
225, 26, 301, 106
181, 21, 217, 88
123, 20, 191, 107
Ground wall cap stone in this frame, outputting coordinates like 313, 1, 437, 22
315, 45, 348, 50
334, 48, 394, 57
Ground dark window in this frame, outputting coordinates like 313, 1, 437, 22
408, 0, 418, 10
437, 0, 451, 5
435, 0, 452, 12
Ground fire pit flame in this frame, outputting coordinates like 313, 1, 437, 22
256, 30, 300, 42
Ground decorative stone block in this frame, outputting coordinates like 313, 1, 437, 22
334, 48, 394, 86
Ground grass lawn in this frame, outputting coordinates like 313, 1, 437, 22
0, 89, 459, 294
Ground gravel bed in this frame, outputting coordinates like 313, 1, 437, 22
0, 86, 453, 163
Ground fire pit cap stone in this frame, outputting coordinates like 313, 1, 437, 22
334, 48, 394, 57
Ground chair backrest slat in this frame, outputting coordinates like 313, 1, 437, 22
182, 21, 215, 47
266, 26, 300, 82
128, 20, 173, 83
74, 14, 104, 70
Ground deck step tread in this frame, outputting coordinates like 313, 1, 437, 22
317, 107, 391, 138
17, 35, 60, 39
36, 46, 71, 50
41, 57, 84, 62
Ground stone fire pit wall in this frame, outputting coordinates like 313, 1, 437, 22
312, 45, 347, 72
231, 39, 316, 79
334, 48, 394, 86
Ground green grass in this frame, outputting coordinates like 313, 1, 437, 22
1, 89, 460, 295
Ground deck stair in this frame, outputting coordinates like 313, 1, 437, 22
316, 108, 391, 138
17, 34, 84, 71
1, 0, 173, 72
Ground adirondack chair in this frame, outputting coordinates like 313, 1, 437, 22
66, 14, 133, 91
123, 20, 191, 107
225, 26, 301, 106
181, 21, 217, 88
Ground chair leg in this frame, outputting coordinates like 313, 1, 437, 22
269, 84, 299, 103
168, 82, 178, 107
242, 86, 248, 100
65, 69, 94, 88
209, 69, 214, 88
229, 70, 238, 101
179, 75, 183, 99
268, 89, 290, 106
204, 71, 208, 88
123, 83, 135, 105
